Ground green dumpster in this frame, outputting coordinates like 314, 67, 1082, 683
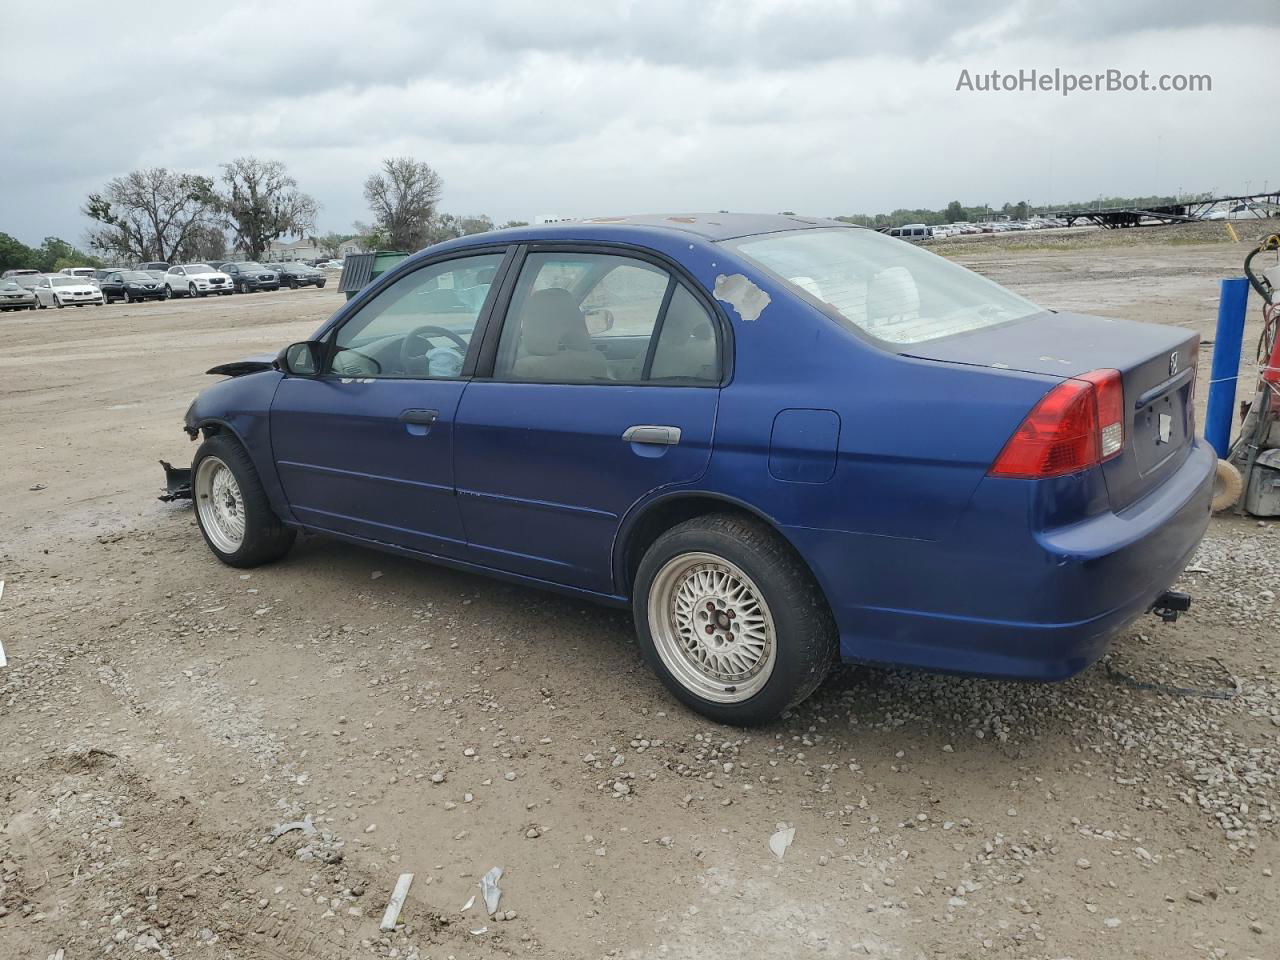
339, 250, 410, 301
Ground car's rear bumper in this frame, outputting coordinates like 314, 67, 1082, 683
787, 438, 1216, 680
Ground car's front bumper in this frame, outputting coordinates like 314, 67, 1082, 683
788, 438, 1216, 680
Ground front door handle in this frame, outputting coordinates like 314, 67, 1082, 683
399, 408, 439, 425
623, 424, 681, 446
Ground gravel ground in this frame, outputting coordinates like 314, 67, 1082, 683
1, 236, 1278, 960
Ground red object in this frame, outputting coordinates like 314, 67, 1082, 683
1265, 314, 1280, 384
990, 369, 1125, 478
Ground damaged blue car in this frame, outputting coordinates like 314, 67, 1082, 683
174, 213, 1214, 724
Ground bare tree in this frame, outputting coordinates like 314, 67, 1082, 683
363, 157, 444, 251
84, 168, 218, 263
217, 157, 318, 261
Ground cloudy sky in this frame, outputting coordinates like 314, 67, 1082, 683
2, 0, 1278, 246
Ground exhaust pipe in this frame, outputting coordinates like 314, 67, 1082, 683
1151, 590, 1192, 623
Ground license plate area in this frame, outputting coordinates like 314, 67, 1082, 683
1133, 386, 1189, 475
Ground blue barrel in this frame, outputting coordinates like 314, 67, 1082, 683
1204, 277, 1250, 459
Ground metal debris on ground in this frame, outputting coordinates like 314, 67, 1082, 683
267, 817, 317, 842
1104, 653, 1240, 700
480, 865, 504, 915
379, 872, 415, 931
769, 824, 795, 860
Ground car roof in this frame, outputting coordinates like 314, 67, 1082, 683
432, 213, 854, 257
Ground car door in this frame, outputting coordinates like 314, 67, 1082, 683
165, 266, 183, 293
269, 249, 511, 559
453, 247, 724, 594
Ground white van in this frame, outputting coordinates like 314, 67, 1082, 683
888, 223, 931, 241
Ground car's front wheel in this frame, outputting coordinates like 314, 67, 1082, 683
189, 283, 202, 299
54, 295, 63, 309
164, 285, 173, 299
632, 513, 837, 725
192, 434, 296, 568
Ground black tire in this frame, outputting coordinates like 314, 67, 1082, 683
632, 513, 837, 725
54, 296, 64, 309
191, 433, 296, 568
164, 285, 173, 299
316, 280, 326, 289
190, 283, 202, 299
288, 279, 298, 290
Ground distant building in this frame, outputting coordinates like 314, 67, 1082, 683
265, 237, 366, 261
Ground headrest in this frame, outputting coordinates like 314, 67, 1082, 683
520, 288, 589, 356
867, 267, 919, 319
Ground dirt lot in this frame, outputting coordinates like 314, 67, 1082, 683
2, 228, 1279, 960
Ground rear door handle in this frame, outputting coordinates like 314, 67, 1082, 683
623, 424, 681, 446
399, 408, 439, 425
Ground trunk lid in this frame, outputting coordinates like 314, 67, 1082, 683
904, 311, 1198, 510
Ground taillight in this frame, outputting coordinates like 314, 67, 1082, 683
989, 368, 1124, 479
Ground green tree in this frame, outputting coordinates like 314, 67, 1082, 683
500, 220, 529, 229
316, 231, 354, 258
0, 232, 37, 273
217, 157, 318, 261
945, 200, 964, 222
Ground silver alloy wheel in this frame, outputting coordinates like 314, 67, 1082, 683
195, 455, 246, 554
647, 552, 777, 703
190, 283, 199, 298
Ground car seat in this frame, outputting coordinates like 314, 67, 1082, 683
510, 288, 609, 381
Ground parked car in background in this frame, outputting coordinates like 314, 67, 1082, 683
218, 261, 281, 293
177, 213, 1213, 724
164, 263, 233, 298
319, 259, 344, 270
137, 261, 170, 273
888, 224, 930, 241
0, 278, 38, 310
59, 267, 100, 285
2, 268, 41, 279
100, 269, 167, 303
95, 267, 129, 284
267, 261, 326, 289
33, 274, 105, 308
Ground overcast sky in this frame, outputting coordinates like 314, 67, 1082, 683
2, 0, 1278, 247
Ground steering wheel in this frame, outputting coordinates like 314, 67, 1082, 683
400, 324, 469, 371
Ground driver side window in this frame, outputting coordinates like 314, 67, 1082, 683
327, 252, 506, 379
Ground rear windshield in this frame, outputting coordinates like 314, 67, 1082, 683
728, 227, 1042, 344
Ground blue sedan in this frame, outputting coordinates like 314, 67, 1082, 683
177, 214, 1214, 724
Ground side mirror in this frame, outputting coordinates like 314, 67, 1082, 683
585, 308, 615, 335
277, 341, 322, 376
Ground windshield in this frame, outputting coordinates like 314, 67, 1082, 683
1, 281, 21, 291
238, 262, 268, 271
51, 277, 79, 287
122, 271, 152, 281
183, 264, 214, 273
729, 227, 1042, 344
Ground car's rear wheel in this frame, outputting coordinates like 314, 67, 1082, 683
633, 513, 837, 725
192, 434, 296, 567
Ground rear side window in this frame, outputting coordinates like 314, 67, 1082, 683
493, 252, 720, 384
